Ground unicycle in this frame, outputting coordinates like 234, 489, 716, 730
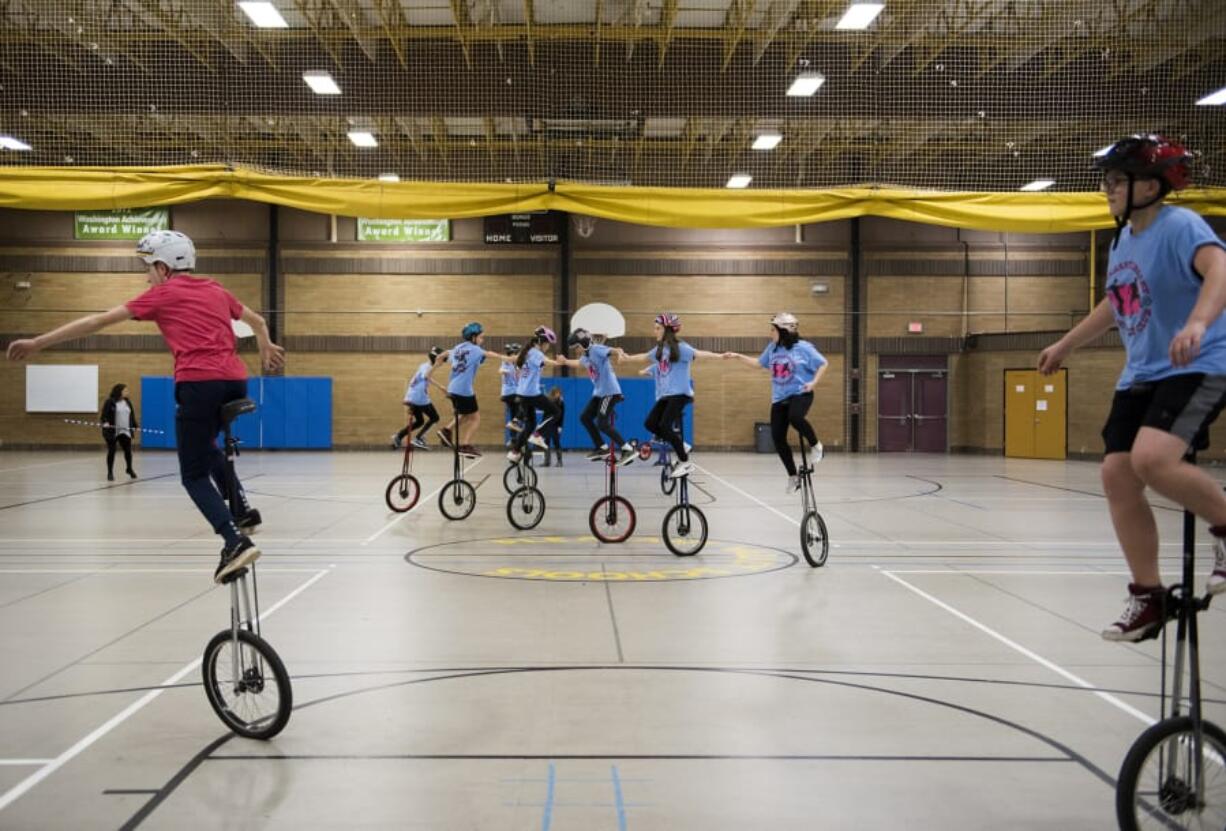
201, 398, 292, 740
503, 447, 538, 493
505, 451, 546, 530
1116, 446, 1225, 830
662, 470, 707, 556
384, 433, 422, 513
798, 436, 828, 567
438, 410, 477, 520
589, 417, 635, 543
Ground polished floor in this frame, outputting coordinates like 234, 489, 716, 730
0, 447, 1222, 829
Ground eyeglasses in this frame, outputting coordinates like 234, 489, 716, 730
1101, 174, 1130, 192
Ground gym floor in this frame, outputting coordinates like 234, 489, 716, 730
0, 448, 1222, 829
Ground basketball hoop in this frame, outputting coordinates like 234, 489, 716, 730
573, 214, 597, 239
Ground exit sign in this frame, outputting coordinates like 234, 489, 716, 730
907, 322, 923, 333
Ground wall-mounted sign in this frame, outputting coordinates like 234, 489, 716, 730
74, 208, 169, 240
357, 218, 450, 242
484, 211, 561, 244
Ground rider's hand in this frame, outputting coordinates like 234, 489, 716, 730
1037, 340, 1069, 375
261, 342, 286, 371
6, 339, 40, 360
1170, 321, 1206, 368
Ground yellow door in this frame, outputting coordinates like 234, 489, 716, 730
1033, 369, 1067, 460
1004, 370, 1035, 458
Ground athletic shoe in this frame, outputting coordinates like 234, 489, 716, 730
669, 460, 696, 479
459, 445, 481, 458
215, 536, 260, 584
1209, 535, 1226, 595
811, 441, 824, 464
1102, 584, 1167, 642
127, 469, 138, 479
411, 436, 430, 450
438, 426, 454, 448
107, 472, 115, 482
787, 475, 801, 494
235, 509, 262, 531
617, 445, 637, 466
391, 433, 402, 450
506, 449, 522, 463
528, 432, 548, 449
684, 442, 692, 454
506, 420, 524, 432
587, 447, 609, 461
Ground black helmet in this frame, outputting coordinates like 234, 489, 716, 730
1095, 134, 1193, 192
504, 342, 521, 356
427, 346, 444, 364
568, 328, 592, 350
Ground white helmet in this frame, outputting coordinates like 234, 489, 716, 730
771, 312, 799, 333
136, 230, 196, 271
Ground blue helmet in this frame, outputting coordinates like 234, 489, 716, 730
461, 321, 483, 341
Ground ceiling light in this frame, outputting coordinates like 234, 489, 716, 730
347, 131, 377, 148
377, 173, 399, 182
1020, 179, 1055, 191
752, 133, 783, 150
0, 135, 32, 151
302, 71, 341, 95
787, 71, 826, 97
237, 2, 288, 28
726, 173, 752, 189
1195, 86, 1226, 106
836, 3, 885, 30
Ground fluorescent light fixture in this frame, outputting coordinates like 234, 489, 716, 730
237, 2, 288, 28
347, 131, 377, 148
752, 133, 783, 150
835, 3, 885, 30
377, 173, 400, 182
0, 135, 32, 151
302, 71, 341, 95
1092, 144, 1114, 157
726, 173, 753, 189
1020, 179, 1056, 191
786, 71, 826, 97
1195, 86, 1226, 106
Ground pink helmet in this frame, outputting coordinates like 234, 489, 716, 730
654, 312, 681, 332
534, 325, 557, 344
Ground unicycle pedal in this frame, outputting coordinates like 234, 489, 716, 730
219, 566, 249, 585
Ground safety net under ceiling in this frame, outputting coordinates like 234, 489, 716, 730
0, 0, 1223, 195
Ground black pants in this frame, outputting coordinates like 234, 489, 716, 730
397, 403, 440, 442
105, 434, 133, 475
645, 395, 690, 461
771, 393, 818, 476
580, 395, 625, 449
175, 379, 252, 543
514, 394, 561, 451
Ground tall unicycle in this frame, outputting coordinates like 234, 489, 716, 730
439, 410, 477, 520
589, 428, 635, 543
798, 437, 828, 567
505, 451, 546, 529
385, 435, 421, 513
202, 398, 292, 739
662, 468, 707, 556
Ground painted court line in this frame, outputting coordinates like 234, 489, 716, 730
363, 456, 484, 545
692, 463, 799, 527
0, 568, 325, 574
0, 760, 52, 767
0, 568, 329, 814
879, 569, 1155, 727
883, 569, 1131, 576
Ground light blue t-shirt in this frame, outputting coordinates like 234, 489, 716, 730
405, 361, 432, 406
499, 361, 518, 397
645, 362, 693, 400
653, 341, 697, 398
581, 343, 622, 398
516, 348, 546, 397
446, 341, 486, 397
1106, 206, 1226, 390
758, 340, 828, 402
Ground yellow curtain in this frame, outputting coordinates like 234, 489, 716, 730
2, 164, 1224, 232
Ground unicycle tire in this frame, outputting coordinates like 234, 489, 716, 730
660, 467, 676, 496
202, 628, 292, 740
384, 473, 421, 513
506, 486, 546, 530
662, 503, 708, 556
589, 495, 636, 543
439, 479, 477, 520
503, 462, 538, 494
801, 509, 829, 567
1116, 715, 1226, 831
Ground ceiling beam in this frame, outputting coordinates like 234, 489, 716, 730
326, 0, 380, 63
721, 0, 757, 72
291, 0, 345, 68
753, 0, 801, 65
447, 0, 473, 70
656, 0, 678, 70
373, 0, 408, 70
523, 0, 535, 67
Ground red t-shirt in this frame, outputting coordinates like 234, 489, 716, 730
125, 274, 248, 383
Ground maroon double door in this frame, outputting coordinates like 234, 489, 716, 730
877, 361, 948, 453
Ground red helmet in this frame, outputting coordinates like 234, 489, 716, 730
1094, 134, 1193, 192
654, 312, 681, 332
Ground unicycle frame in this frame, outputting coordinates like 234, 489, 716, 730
797, 435, 818, 520
221, 420, 261, 640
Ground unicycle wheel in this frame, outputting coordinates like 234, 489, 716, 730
202, 628, 292, 740
801, 510, 829, 567
384, 473, 421, 513
506, 486, 546, 530
1116, 715, 1226, 831
589, 495, 636, 543
439, 479, 477, 520
662, 503, 708, 556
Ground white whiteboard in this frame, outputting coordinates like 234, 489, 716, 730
25, 365, 99, 413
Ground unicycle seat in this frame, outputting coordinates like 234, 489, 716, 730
221, 398, 257, 428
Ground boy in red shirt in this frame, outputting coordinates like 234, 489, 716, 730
7, 230, 285, 583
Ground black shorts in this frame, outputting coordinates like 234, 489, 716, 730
408, 402, 438, 420
449, 394, 479, 416
500, 394, 518, 406
1102, 373, 1226, 454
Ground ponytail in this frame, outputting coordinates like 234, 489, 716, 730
516, 337, 535, 369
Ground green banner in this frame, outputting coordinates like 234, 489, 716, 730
357, 218, 450, 243
74, 208, 169, 240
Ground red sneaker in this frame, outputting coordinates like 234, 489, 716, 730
459, 444, 482, 458
1102, 584, 1167, 642
438, 426, 454, 448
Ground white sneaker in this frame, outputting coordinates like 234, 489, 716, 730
684, 442, 692, 454
811, 441, 824, 464
669, 460, 696, 479
786, 475, 801, 494
506, 449, 522, 463
1209, 535, 1226, 595
411, 436, 429, 450
390, 433, 402, 449
617, 444, 637, 466
528, 432, 548, 449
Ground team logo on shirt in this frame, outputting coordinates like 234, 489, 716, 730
1106, 261, 1152, 337
771, 355, 796, 381
656, 358, 671, 376
452, 349, 470, 374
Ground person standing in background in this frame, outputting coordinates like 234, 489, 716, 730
101, 382, 138, 481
